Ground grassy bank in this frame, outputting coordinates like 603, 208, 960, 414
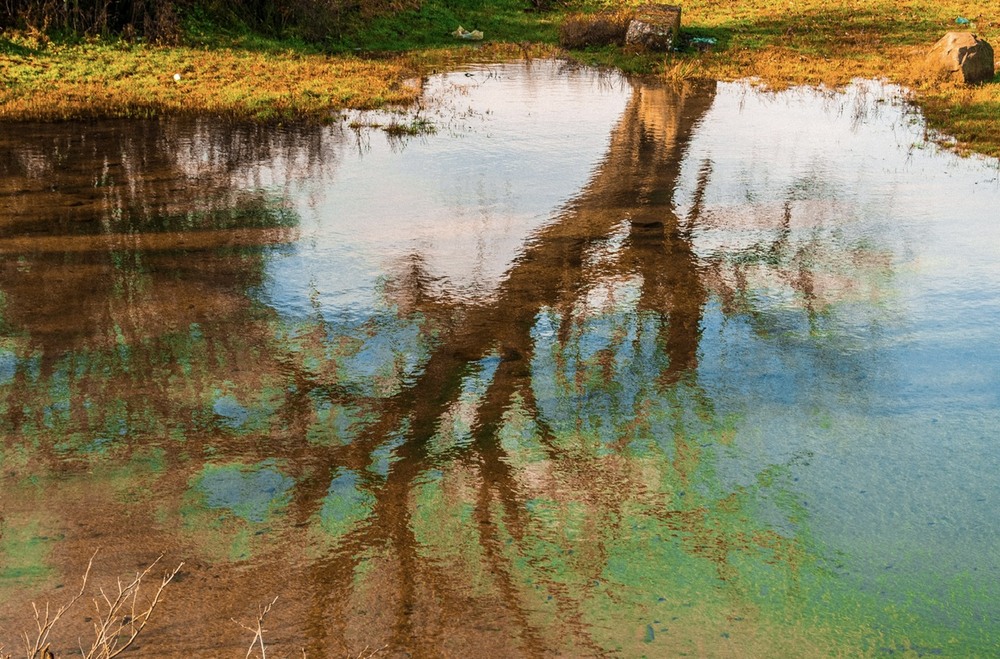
0, 39, 422, 122
1, 0, 999, 156
669, 0, 1000, 157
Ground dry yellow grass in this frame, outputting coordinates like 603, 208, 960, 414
559, 10, 633, 48
0, 41, 421, 122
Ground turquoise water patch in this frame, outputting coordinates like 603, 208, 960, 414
0, 350, 15, 385
212, 395, 251, 429
195, 461, 294, 523
318, 469, 375, 538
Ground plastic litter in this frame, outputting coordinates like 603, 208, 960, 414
956, 16, 972, 25
452, 25, 484, 41
690, 36, 717, 51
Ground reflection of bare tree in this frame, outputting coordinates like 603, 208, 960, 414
0, 121, 361, 518
0, 119, 353, 350
274, 79, 723, 656
693, 165, 897, 368
0, 76, 896, 656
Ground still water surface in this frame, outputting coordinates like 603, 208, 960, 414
1, 60, 999, 656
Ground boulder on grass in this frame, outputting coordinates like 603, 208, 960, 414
921, 32, 995, 84
625, 4, 681, 52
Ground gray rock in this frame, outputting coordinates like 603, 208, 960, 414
625, 4, 681, 52
922, 32, 995, 84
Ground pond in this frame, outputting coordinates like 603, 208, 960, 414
1, 60, 999, 656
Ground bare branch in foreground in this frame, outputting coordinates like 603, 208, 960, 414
81, 556, 183, 659
21, 550, 96, 659
233, 596, 278, 659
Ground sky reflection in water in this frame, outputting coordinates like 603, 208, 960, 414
1, 61, 999, 656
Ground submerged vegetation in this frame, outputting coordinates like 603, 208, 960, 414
1, 0, 999, 154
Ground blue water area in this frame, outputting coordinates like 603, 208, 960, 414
196, 461, 294, 523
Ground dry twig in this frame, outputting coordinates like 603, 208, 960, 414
21, 551, 96, 659
2, 551, 181, 659
233, 596, 278, 659
81, 555, 183, 659
353, 645, 389, 659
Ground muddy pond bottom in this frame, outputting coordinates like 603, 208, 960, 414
1, 61, 999, 656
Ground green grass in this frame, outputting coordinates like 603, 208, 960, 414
330, 0, 560, 52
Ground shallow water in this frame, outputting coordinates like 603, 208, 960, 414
1, 60, 999, 656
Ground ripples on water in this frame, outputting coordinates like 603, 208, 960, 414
1, 60, 998, 656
